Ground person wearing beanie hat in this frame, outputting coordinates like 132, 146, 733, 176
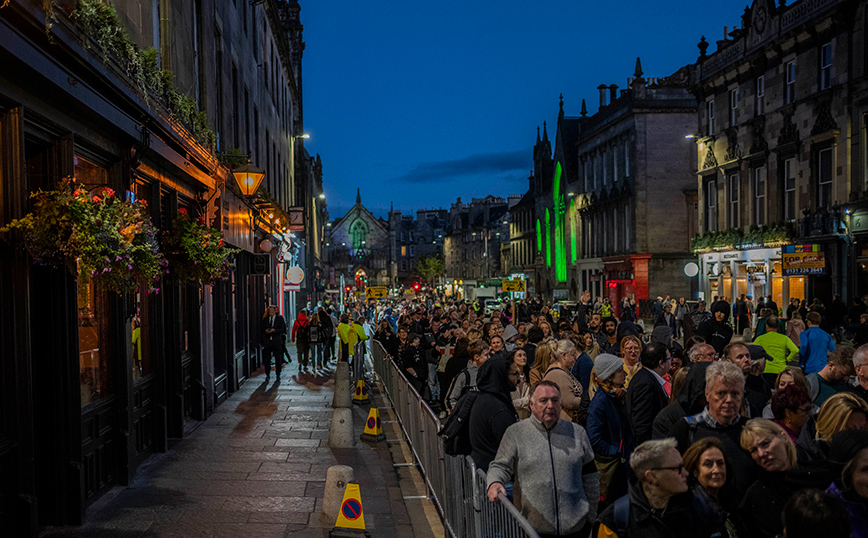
587, 353, 633, 502
826, 429, 868, 538
697, 300, 734, 356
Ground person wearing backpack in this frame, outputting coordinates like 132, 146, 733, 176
292, 309, 310, 371
593, 438, 725, 538
317, 307, 334, 366
446, 340, 490, 410
469, 353, 520, 471
307, 312, 324, 371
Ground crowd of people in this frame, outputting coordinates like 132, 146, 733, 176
365, 292, 868, 538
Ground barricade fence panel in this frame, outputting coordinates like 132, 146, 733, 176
369, 340, 539, 538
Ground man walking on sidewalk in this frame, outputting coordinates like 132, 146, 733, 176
261, 304, 287, 382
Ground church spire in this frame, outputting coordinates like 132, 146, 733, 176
558, 94, 564, 120
536, 125, 541, 144
356, 188, 361, 205
581, 98, 588, 117
542, 121, 549, 144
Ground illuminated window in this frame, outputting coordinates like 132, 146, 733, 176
401, 246, 407, 256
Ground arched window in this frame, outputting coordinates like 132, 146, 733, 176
350, 219, 368, 252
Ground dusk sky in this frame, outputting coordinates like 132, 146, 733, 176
301, 1, 740, 219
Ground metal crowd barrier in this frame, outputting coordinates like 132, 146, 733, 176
370, 340, 540, 538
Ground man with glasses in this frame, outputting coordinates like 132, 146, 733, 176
594, 438, 723, 537
670, 361, 757, 493
853, 344, 868, 401
688, 344, 718, 363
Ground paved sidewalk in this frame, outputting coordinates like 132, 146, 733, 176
41, 359, 443, 537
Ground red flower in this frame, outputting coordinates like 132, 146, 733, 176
218, 239, 224, 247
178, 208, 188, 215
74, 189, 82, 196
92, 196, 101, 203
103, 188, 115, 197
197, 216, 206, 225
138, 199, 148, 206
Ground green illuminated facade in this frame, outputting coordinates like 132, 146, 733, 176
552, 162, 567, 282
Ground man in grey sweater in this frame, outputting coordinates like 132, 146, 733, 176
486, 380, 600, 537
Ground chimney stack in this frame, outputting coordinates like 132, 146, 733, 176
598, 84, 608, 109
724, 26, 728, 39
609, 84, 618, 104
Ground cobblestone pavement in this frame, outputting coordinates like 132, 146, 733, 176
41, 356, 444, 537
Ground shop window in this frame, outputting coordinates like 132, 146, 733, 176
754, 166, 767, 225
783, 158, 797, 221
817, 147, 833, 209
705, 179, 717, 232
785, 61, 796, 105
79, 269, 109, 407
789, 277, 806, 303
755, 76, 765, 116
74, 155, 108, 185
728, 173, 740, 229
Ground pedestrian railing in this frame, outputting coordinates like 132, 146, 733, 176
370, 340, 539, 538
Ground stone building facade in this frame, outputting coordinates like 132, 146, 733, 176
444, 196, 509, 288
692, 0, 868, 306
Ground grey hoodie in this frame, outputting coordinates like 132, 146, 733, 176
486, 415, 600, 536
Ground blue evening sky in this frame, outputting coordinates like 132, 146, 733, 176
301, 1, 741, 219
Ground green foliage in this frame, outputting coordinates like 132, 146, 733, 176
692, 222, 795, 252
415, 254, 445, 283
0, 178, 165, 293
221, 148, 248, 168
71, 0, 217, 150
161, 210, 239, 285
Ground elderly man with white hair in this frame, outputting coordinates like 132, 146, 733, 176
669, 361, 757, 494
853, 344, 868, 401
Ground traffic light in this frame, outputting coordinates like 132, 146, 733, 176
344, 285, 351, 294
413, 283, 420, 291
251, 253, 271, 275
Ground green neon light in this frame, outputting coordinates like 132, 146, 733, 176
545, 208, 552, 267
570, 198, 577, 264
536, 218, 542, 251
553, 162, 567, 282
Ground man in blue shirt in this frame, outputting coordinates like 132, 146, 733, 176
799, 311, 836, 374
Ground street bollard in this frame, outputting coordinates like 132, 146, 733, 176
333, 362, 351, 408
327, 407, 355, 448
320, 465, 355, 525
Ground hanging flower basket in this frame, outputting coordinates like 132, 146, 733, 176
0, 177, 165, 293
162, 209, 238, 285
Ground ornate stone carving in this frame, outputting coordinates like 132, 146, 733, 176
778, 113, 800, 146
811, 101, 838, 136
651, 65, 693, 88
724, 127, 741, 162
749, 116, 768, 155
703, 147, 718, 169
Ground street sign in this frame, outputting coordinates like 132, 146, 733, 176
502, 279, 525, 292
285, 266, 305, 284
364, 286, 388, 299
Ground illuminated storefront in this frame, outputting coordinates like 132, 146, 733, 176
700, 247, 810, 315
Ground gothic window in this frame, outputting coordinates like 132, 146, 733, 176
350, 219, 368, 252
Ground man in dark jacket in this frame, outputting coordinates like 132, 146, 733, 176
696, 300, 733, 356
468, 355, 520, 471
651, 362, 710, 439
261, 304, 287, 381
626, 342, 671, 445
594, 438, 723, 538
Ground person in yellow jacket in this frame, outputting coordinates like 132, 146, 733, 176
337, 313, 354, 362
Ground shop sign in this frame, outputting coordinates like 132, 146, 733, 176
782, 245, 826, 275
851, 209, 868, 233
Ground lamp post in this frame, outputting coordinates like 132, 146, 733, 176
232, 162, 265, 197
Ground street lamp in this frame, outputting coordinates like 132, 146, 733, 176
232, 163, 266, 197
318, 193, 326, 199
295, 134, 310, 140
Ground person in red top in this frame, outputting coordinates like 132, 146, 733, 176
291, 309, 310, 371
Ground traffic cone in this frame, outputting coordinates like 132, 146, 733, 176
352, 379, 370, 406
329, 483, 371, 537
360, 408, 385, 442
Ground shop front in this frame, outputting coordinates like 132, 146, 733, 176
700, 247, 810, 315
601, 254, 651, 316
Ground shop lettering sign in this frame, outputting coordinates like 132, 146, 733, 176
782, 245, 826, 275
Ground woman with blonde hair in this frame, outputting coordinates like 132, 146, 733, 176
619, 335, 643, 387
543, 339, 583, 422
528, 339, 556, 386
797, 392, 868, 466
538, 320, 553, 340
738, 418, 835, 538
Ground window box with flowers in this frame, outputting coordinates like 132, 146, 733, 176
162, 209, 238, 285
0, 177, 165, 293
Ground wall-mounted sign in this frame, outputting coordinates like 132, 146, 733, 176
782, 245, 826, 276
285, 266, 305, 284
